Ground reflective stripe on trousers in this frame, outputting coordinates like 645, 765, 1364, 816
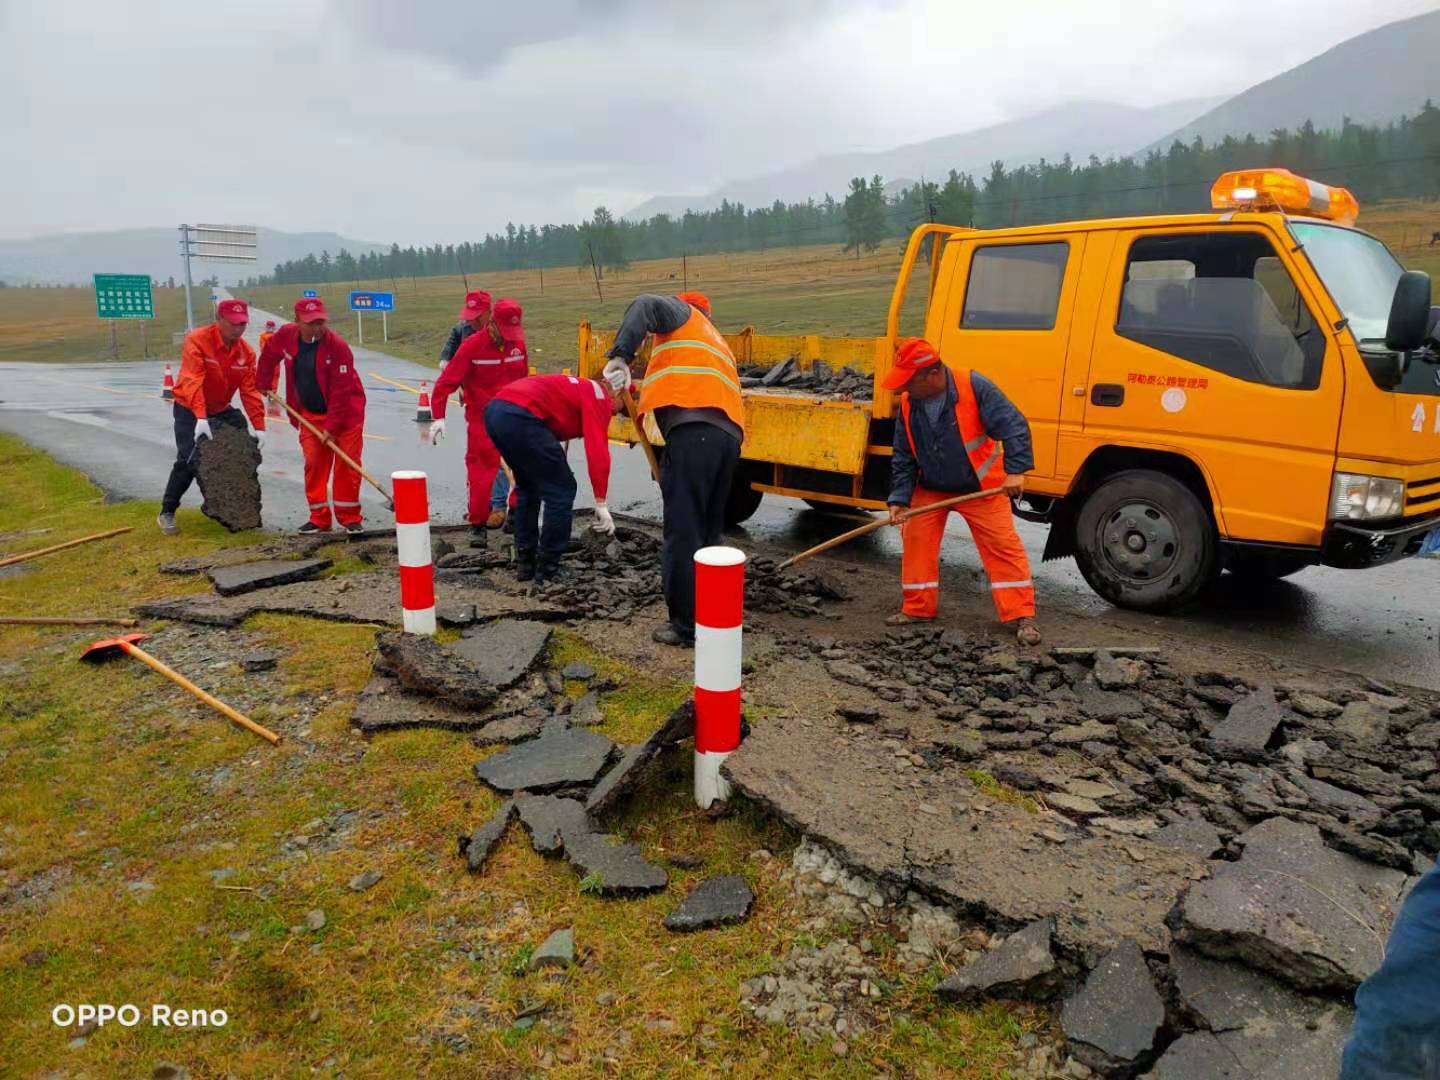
898, 485, 1035, 623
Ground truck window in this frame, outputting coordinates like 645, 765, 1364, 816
1116, 232, 1323, 390
961, 242, 1069, 330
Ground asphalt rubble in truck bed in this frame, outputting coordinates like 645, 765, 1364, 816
737, 356, 873, 400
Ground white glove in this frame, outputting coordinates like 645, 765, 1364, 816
252, 429, 266, 452
430, 418, 447, 444
602, 358, 633, 393
193, 418, 213, 441
592, 502, 616, 536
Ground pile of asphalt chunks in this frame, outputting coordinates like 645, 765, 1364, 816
737, 356, 873, 399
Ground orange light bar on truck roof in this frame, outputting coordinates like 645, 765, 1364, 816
1211, 168, 1359, 226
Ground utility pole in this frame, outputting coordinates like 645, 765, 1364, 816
179, 224, 195, 331
587, 242, 604, 302
682, 252, 688, 291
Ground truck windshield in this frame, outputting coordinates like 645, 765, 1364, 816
1292, 222, 1404, 346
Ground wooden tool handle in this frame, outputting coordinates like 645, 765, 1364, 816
0, 528, 132, 569
620, 388, 661, 483
0, 616, 139, 628
121, 642, 281, 745
267, 392, 394, 508
778, 488, 1004, 570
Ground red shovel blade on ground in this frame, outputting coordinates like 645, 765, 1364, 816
81, 633, 281, 745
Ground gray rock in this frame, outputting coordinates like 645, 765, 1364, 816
1177, 817, 1406, 991
1335, 701, 1391, 744
208, 558, 330, 596
1047, 794, 1105, 818
663, 875, 755, 932
1075, 686, 1145, 720
1292, 775, 1382, 819
1288, 693, 1343, 720
460, 800, 515, 872
1092, 651, 1147, 690
569, 692, 605, 727
936, 917, 1058, 1002
437, 604, 477, 627
837, 704, 880, 724
1406, 721, 1440, 750
347, 870, 383, 892
1060, 939, 1164, 1071
561, 661, 596, 681
240, 650, 281, 672
374, 631, 498, 709
448, 621, 552, 689
564, 832, 668, 895
827, 661, 871, 686
1150, 816, 1222, 859
1209, 688, 1285, 751
515, 796, 590, 855
468, 711, 546, 746
529, 927, 574, 970
474, 727, 617, 794
193, 421, 263, 531
1051, 721, 1115, 746
305, 909, 327, 931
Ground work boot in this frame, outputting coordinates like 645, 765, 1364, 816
156, 511, 179, 536
534, 553, 565, 585
1015, 618, 1042, 647
343, 522, 364, 535
884, 612, 933, 626
469, 524, 488, 549
514, 547, 537, 583
652, 624, 694, 649
298, 521, 325, 535
485, 509, 507, 529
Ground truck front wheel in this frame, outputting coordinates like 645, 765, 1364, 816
1073, 470, 1217, 612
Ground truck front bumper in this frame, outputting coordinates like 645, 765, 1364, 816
1320, 516, 1440, 569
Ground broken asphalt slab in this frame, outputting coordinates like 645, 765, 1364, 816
663, 875, 755, 932
206, 558, 331, 596
584, 701, 697, 818
1207, 686, 1287, 752
1175, 816, 1406, 992
447, 621, 552, 689
509, 795, 667, 896
160, 536, 329, 574
1060, 938, 1165, 1073
474, 728, 618, 795
936, 917, 1059, 1003
194, 422, 262, 532
135, 570, 568, 629
459, 800, 515, 873
350, 670, 547, 736
375, 631, 497, 709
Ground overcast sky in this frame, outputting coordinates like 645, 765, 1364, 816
1, 0, 1434, 245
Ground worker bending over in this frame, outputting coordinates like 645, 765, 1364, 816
257, 298, 367, 534
885, 337, 1041, 646
157, 298, 266, 535
483, 374, 619, 585
432, 297, 528, 544
603, 291, 744, 648
438, 290, 511, 526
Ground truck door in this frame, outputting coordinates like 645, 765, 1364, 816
936, 234, 1085, 479
1083, 226, 1345, 546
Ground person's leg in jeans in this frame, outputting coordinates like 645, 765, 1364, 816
1342, 864, 1440, 1078
160, 404, 199, 514
490, 468, 511, 518
659, 422, 737, 641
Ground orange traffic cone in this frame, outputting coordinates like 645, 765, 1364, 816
161, 363, 175, 400
416, 381, 432, 423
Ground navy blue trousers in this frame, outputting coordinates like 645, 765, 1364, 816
483, 400, 575, 565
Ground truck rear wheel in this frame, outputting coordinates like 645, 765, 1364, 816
1073, 470, 1217, 612
723, 464, 765, 527
1224, 549, 1312, 581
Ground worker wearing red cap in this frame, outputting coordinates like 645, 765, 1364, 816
158, 298, 266, 535
602, 291, 744, 647
885, 337, 1041, 645
431, 297, 529, 543
438, 290, 512, 527
257, 297, 368, 533
258, 320, 277, 353
483, 374, 621, 584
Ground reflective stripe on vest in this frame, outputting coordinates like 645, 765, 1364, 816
637, 305, 746, 435
899, 368, 1005, 491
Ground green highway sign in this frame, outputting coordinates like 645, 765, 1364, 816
93, 273, 154, 320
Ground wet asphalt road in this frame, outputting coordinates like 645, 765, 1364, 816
0, 297, 1435, 690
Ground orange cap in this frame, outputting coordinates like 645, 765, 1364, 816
883, 337, 942, 390
677, 291, 710, 315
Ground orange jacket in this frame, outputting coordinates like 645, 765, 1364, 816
636, 305, 745, 435
173, 324, 265, 428
258, 331, 275, 353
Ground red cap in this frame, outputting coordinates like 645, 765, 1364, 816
216, 299, 248, 325
677, 290, 710, 315
294, 297, 328, 323
883, 337, 943, 390
494, 298, 524, 345
264, 320, 276, 329
458, 290, 492, 322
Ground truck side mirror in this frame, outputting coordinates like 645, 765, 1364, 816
1385, 270, 1431, 352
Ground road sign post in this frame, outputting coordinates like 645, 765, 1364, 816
179, 224, 257, 331
349, 291, 394, 349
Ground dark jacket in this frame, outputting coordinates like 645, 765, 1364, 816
439, 321, 474, 365
888, 368, 1033, 507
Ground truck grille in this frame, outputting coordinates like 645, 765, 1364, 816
1407, 474, 1440, 515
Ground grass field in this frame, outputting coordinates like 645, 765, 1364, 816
0, 435, 1030, 1077
5, 198, 1439, 369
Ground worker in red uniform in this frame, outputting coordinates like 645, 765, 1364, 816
431, 297, 529, 544
483, 374, 620, 584
258, 320, 282, 420
884, 337, 1041, 645
438, 290, 511, 527
157, 298, 266, 535
257, 297, 367, 534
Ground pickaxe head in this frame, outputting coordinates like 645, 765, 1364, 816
81, 632, 150, 661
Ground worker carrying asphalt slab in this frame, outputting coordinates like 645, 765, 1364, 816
431, 295, 529, 545
438, 290, 514, 529
884, 337, 1042, 646
603, 291, 745, 649
482, 373, 620, 584
257, 297, 368, 534
156, 298, 266, 536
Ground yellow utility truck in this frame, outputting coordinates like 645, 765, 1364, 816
580, 168, 1440, 612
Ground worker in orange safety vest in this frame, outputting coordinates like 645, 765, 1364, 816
884, 337, 1041, 646
602, 291, 745, 648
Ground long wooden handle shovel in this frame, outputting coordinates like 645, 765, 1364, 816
779, 488, 1005, 571
0, 527, 132, 569
81, 633, 281, 745
267, 393, 394, 509
620, 387, 661, 483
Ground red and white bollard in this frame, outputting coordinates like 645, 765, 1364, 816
161, 363, 175, 400
416, 381, 432, 423
693, 545, 745, 808
392, 470, 435, 635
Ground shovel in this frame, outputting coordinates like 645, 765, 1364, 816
81, 633, 281, 745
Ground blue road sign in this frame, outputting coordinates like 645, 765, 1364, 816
349, 290, 394, 312
303, 289, 318, 299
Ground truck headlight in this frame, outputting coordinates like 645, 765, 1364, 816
1330, 473, 1404, 521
